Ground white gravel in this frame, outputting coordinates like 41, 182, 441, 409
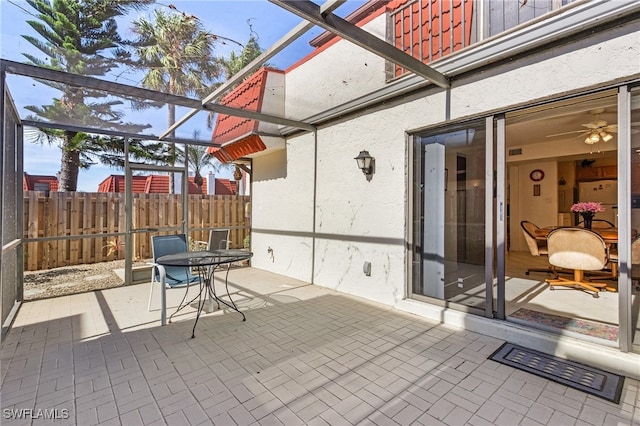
24, 260, 134, 300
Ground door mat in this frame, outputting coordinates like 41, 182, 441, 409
489, 342, 624, 403
509, 308, 618, 341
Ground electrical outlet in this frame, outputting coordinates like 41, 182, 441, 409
363, 261, 371, 276
457, 278, 464, 288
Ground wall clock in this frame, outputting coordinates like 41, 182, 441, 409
529, 169, 545, 182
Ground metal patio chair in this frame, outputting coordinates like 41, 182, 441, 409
147, 234, 200, 317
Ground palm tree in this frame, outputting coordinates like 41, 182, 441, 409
22, 0, 154, 191
177, 130, 229, 191
185, 144, 214, 190
131, 8, 224, 192
220, 35, 264, 81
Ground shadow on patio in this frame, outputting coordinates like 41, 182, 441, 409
1, 268, 637, 425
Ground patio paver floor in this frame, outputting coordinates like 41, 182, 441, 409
1, 267, 639, 425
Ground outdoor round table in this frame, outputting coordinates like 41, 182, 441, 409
156, 249, 252, 338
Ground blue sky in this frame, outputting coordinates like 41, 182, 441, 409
0, 0, 366, 191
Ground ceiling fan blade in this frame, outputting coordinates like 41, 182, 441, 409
546, 130, 587, 138
570, 133, 589, 141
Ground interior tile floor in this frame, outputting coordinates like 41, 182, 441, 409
505, 251, 640, 341
1, 267, 639, 425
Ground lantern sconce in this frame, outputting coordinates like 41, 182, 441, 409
354, 150, 375, 181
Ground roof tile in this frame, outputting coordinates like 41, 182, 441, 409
211, 134, 266, 163
23, 173, 59, 191
97, 175, 224, 195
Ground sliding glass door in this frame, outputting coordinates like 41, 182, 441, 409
410, 86, 639, 353
411, 120, 490, 313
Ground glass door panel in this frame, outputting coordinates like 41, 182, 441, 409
412, 121, 487, 310
504, 91, 620, 343
630, 87, 640, 350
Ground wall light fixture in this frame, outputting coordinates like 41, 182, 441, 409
354, 150, 375, 180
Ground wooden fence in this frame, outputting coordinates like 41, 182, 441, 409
23, 191, 250, 271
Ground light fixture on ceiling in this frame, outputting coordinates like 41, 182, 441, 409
547, 108, 616, 153
354, 150, 375, 180
585, 131, 600, 145
583, 129, 614, 152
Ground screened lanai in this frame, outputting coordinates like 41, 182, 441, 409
4, 0, 636, 351
0, 0, 452, 337
3, 3, 640, 424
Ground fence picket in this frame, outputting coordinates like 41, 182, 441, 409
23, 191, 250, 271
70, 192, 79, 264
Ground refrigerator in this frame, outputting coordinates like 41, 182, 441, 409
578, 180, 618, 226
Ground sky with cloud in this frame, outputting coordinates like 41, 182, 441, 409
1, 0, 366, 191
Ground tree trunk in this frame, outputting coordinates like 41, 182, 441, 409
168, 80, 176, 194
58, 134, 80, 191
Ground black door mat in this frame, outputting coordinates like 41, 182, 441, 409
489, 342, 624, 403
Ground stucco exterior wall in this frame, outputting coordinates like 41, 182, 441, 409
257, 71, 285, 135
250, 140, 315, 282
285, 15, 388, 119
251, 19, 640, 307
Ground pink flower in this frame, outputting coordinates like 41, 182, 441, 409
570, 202, 605, 213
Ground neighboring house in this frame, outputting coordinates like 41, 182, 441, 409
211, 0, 640, 372
97, 173, 237, 195
23, 172, 59, 192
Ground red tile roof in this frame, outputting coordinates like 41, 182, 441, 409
23, 173, 59, 191
210, 134, 267, 164
212, 68, 283, 145
389, 0, 473, 77
215, 179, 238, 195
97, 175, 148, 193
210, 68, 284, 163
97, 174, 237, 195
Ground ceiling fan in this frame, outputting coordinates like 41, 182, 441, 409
546, 108, 617, 146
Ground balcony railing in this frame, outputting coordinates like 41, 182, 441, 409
390, 0, 578, 78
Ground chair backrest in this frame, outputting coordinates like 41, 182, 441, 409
546, 228, 608, 271
520, 221, 544, 256
208, 228, 230, 251
151, 234, 194, 286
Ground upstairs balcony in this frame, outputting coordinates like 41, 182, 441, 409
390, 0, 579, 78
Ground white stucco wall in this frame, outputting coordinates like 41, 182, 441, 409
250, 140, 315, 282
251, 19, 640, 307
284, 15, 388, 119
257, 71, 285, 135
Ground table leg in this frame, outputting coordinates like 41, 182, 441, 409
191, 269, 207, 338
161, 280, 166, 326
214, 264, 246, 321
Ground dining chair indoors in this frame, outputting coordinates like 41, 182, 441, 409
545, 228, 609, 298
520, 220, 556, 276
148, 234, 200, 312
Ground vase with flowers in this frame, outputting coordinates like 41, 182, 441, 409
570, 202, 605, 229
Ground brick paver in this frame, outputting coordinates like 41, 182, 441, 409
1, 268, 638, 425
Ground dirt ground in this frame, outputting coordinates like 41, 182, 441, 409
24, 260, 131, 300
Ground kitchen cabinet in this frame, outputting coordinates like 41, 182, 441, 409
632, 163, 640, 193
576, 165, 617, 181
